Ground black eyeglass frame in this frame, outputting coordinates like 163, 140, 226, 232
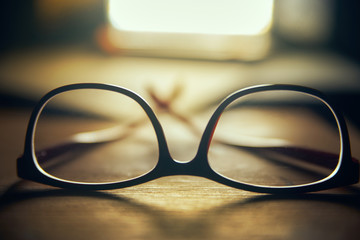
17, 83, 359, 194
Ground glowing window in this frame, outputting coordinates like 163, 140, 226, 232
108, 0, 274, 35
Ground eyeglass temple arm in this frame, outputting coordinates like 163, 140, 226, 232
35, 121, 138, 164
219, 142, 343, 170
36, 142, 103, 164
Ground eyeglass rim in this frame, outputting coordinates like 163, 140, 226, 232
17, 83, 359, 194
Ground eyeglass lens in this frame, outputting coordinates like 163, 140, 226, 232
34, 89, 159, 183
208, 90, 340, 187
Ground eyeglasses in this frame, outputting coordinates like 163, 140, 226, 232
17, 83, 359, 194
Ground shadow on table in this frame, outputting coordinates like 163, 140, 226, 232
1, 180, 360, 239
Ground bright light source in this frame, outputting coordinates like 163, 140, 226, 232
103, 0, 274, 60
108, 0, 274, 35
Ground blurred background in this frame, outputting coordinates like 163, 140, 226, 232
0, 0, 359, 123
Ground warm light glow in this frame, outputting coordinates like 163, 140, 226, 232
108, 0, 274, 35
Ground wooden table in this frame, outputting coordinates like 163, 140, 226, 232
1, 103, 360, 240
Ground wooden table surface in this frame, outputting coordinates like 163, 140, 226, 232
1, 105, 360, 240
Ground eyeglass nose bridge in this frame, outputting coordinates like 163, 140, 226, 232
154, 151, 213, 178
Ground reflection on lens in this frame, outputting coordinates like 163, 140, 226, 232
208, 90, 340, 187
34, 89, 159, 183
